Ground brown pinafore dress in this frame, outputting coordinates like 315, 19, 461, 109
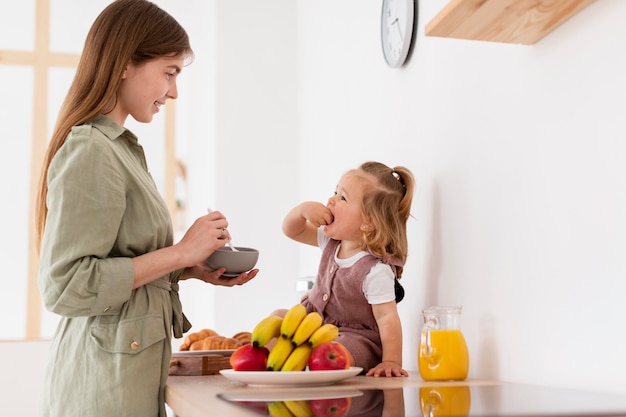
301, 239, 386, 372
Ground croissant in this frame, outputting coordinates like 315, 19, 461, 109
179, 328, 219, 351
189, 335, 242, 351
232, 331, 252, 345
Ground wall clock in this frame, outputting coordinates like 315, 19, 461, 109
381, 0, 417, 68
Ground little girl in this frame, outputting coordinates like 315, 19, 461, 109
282, 161, 414, 377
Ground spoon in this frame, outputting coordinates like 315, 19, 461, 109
207, 208, 238, 251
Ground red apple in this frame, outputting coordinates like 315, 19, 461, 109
309, 397, 352, 417
308, 341, 350, 371
229, 344, 269, 371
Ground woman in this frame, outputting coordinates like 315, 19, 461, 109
35, 1, 257, 415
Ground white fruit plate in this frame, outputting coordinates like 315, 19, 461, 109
219, 367, 363, 387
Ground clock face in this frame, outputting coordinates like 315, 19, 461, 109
381, 0, 416, 68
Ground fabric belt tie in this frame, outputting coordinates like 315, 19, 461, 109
147, 278, 192, 338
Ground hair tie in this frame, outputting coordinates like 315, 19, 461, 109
391, 170, 405, 188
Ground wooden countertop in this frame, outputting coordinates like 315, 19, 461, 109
165, 372, 495, 417
166, 372, 626, 417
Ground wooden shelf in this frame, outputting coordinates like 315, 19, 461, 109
425, 0, 597, 45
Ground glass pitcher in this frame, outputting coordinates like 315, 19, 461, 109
418, 305, 469, 381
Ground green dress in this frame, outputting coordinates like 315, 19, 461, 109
39, 115, 190, 417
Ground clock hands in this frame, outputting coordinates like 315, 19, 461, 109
391, 17, 404, 42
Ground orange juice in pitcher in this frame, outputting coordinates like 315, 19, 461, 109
418, 305, 469, 381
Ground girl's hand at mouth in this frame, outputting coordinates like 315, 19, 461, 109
300, 201, 334, 226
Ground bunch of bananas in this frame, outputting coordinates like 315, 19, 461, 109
250, 304, 339, 372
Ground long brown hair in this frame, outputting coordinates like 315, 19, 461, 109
35, 0, 194, 250
354, 161, 415, 278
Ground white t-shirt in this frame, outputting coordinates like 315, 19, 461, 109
317, 228, 396, 305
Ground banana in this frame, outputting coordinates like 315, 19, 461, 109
280, 304, 307, 339
266, 336, 295, 371
268, 401, 295, 417
307, 323, 339, 348
251, 315, 283, 347
281, 343, 313, 372
291, 311, 323, 347
283, 400, 314, 417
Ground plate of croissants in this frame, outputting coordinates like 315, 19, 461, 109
175, 328, 251, 357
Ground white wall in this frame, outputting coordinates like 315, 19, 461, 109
290, 0, 626, 394
173, 0, 302, 345
0, 341, 50, 415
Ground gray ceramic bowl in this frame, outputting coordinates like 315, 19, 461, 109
206, 247, 259, 276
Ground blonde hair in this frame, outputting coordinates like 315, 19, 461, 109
353, 161, 415, 278
35, 0, 194, 249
